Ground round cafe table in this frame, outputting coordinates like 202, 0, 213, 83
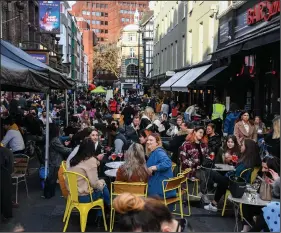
105, 161, 125, 169
105, 168, 117, 178
228, 193, 270, 232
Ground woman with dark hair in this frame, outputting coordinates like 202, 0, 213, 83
234, 111, 257, 145
216, 135, 240, 164
68, 138, 110, 221
44, 123, 72, 199
241, 156, 280, 232
204, 139, 261, 212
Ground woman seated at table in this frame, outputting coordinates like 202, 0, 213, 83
68, 138, 110, 219
116, 143, 149, 182
179, 126, 209, 194
146, 133, 175, 198
204, 139, 261, 212
241, 156, 280, 232
216, 135, 241, 164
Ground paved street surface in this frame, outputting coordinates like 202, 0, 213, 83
1, 160, 236, 232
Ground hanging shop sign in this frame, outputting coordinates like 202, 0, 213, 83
247, 0, 280, 25
39, 1, 61, 34
26, 51, 49, 64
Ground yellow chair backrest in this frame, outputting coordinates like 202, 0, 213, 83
63, 171, 93, 203
172, 162, 177, 172
163, 175, 184, 192
61, 161, 67, 172
240, 168, 252, 177
111, 182, 148, 197
250, 167, 260, 184
177, 168, 192, 178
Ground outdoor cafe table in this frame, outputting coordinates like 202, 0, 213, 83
228, 193, 270, 232
105, 161, 125, 169
105, 168, 117, 178
201, 164, 235, 195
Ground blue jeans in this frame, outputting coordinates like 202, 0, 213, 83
184, 112, 190, 122
78, 185, 110, 216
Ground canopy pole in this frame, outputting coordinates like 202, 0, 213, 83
73, 88, 77, 114
44, 93, 50, 180
65, 89, 68, 127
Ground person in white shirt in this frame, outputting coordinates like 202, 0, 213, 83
39, 111, 52, 125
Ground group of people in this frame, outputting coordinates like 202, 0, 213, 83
1, 90, 280, 232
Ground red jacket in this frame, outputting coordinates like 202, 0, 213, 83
179, 140, 209, 177
110, 100, 117, 112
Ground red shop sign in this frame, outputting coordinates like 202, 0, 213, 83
247, 0, 280, 25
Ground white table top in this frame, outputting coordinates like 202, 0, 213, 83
228, 193, 270, 206
105, 161, 125, 169
202, 163, 235, 171
214, 164, 235, 171
105, 169, 117, 177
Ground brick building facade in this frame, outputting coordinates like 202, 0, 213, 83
71, 1, 149, 43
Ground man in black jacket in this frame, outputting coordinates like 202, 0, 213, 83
121, 103, 135, 126
163, 122, 191, 164
206, 123, 222, 156
124, 115, 140, 143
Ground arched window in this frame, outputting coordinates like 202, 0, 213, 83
126, 64, 138, 76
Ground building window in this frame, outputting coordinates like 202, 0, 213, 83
82, 11, 86, 15
128, 33, 134, 41
105, 29, 108, 34
101, 29, 104, 33
175, 41, 178, 69
130, 48, 135, 57
87, 11, 90, 15
126, 64, 138, 76
87, 2, 92, 8
209, 15, 215, 53
183, 1, 187, 19
199, 22, 203, 61
171, 43, 173, 70
101, 21, 104, 25
182, 35, 185, 67
96, 3, 100, 8
105, 21, 108, 25
105, 13, 108, 17
187, 30, 192, 64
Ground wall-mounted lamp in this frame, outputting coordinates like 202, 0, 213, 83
200, 90, 203, 94
207, 90, 211, 94
193, 90, 197, 93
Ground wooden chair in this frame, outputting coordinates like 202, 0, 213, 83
222, 167, 260, 217
12, 154, 30, 204
63, 171, 107, 232
177, 168, 192, 216
162, 175, 186, 218
110, 182, 148, 232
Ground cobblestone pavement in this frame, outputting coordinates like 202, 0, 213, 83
1, 161, 236, 232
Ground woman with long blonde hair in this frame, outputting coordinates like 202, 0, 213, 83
264, 116, 280, 158
116, 143, 149, 182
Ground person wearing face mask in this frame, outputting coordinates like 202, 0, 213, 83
146, 133, 175, 198
216, 135, 241, 164
113, 193, 188, 232
234, 111, 257, 146
204, 139, 261, 212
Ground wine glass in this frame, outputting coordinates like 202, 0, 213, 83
118, 153, 123, 161
111, 153, 117, 161
232, 153, 238, 165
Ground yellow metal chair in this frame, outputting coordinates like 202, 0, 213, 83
177, 168, 192, 216
172, 162, 177, 172
58, 161, 71, 223
221, 167, 260, 217
63, 171, 108, 232
162, 175, 186, 218
110, 182, 148, 232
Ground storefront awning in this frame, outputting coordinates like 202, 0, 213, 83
171, 64, 212, 92
160, 70, 190, 91
196, 66, 228, 85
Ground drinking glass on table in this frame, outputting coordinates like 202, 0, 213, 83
209, 152, 215, 160
117, 152, 123, 161
111, 153, 117, 161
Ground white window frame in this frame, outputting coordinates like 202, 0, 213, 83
187, 30, 192, 65
209, 15, 215, 54
198, 22, 204, 62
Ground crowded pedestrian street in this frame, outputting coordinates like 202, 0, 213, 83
0, 0, 280, 232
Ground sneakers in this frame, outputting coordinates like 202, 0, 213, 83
204, 203, 218, 212
201, 194, 210, 204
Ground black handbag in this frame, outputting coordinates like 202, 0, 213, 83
202, 157, 215, 169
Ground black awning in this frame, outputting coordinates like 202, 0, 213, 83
196, 66, 228, 85
242, 27, 280, 50
212, 19, 280, 60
